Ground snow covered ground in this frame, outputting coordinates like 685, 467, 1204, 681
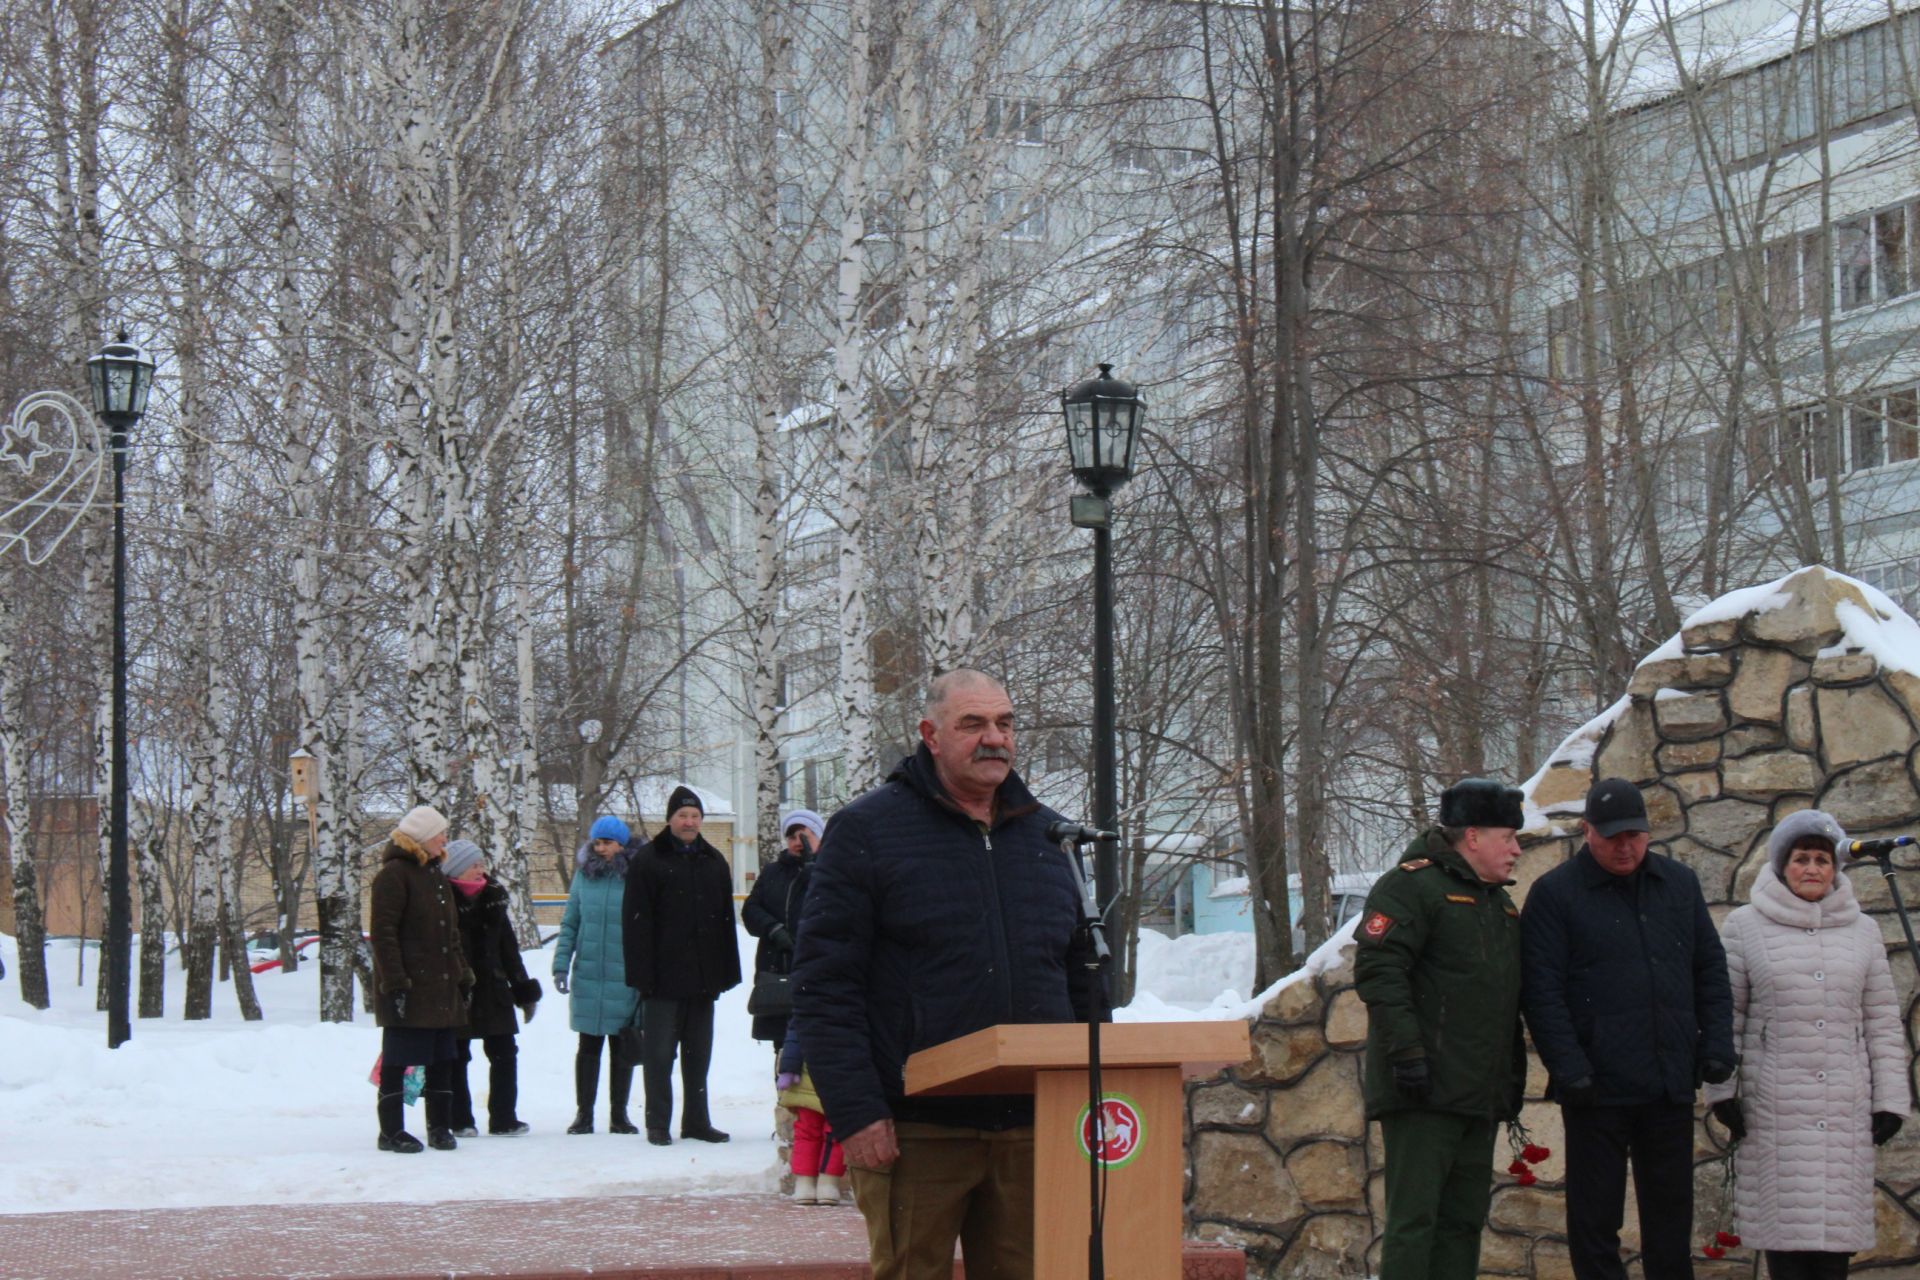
0, 922, 1279, 1214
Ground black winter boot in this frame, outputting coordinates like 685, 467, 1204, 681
568, 1042, 600, 1134
425, 1088, 458, 1150
377, 1063, 421, 1153
608, 1056, 639, 1134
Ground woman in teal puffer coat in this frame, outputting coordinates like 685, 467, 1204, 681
553, 815, 642, 1134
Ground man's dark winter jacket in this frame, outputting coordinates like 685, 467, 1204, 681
369, 844, 473, 1029
1353, 828, 1525, 1121
453, 876, 540, 1039
791, 745, 1102, 1140
1521, 846, 1735, 1106
741, 848, 811, 1042
622, 828, 743, 1000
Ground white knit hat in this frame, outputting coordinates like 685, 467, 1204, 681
780, 808, 826, 844
1767, 809, 1848, 878
394, 804, 450, 844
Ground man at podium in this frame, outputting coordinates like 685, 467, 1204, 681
791, 669, 1102, 1280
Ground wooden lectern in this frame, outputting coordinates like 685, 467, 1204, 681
904, 1021, 1251, 1280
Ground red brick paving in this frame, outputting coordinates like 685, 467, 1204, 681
0, 1193, 1243, 1280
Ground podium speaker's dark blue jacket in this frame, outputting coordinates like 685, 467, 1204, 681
791, 745, 1102, 1138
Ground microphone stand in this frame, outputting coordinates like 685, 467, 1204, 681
1061, 832, 1112, 1280
1856, 849, 1920, 980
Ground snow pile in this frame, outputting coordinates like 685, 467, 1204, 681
0, 919, 1266, 1214
1119, 914, 1361, 1025
1521, 566, 1920, 829
1121, 928, 1255, 1018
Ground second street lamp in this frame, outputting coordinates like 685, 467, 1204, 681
86, 333, 155, 1050
1060, 363, 1146, 916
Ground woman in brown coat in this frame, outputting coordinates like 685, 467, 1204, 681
370, 804, 473, 1153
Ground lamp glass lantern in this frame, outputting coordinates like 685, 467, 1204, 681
86, 335, 156, 429
1060, 363, 1146, 494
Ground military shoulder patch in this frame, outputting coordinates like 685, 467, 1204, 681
1360, 910, 1396, 941
1444, 893, 1476, 904
1399, 858, 1432, 872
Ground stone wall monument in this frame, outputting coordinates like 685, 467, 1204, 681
1186, 566, 1920, 1278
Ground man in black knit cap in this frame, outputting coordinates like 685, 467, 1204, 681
624, 784, 741, 1144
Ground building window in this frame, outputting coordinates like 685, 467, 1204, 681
1660, 430, 1711, 515
1860, 558, 1920, 613
774, 88, 802, 138
1838, 218, 1875, 310
1877, 206, 1909, 299
867, 190, 902, 240
1800, 228, 1828, 317
986, 95, 1044, 145
1890, 389, 1920, 463
1769, 384, 1920, 484
1765, 237, 1800, 324
778, 182, 805, 234
987, 190, 1046, 240
1113, 142, 1153, 174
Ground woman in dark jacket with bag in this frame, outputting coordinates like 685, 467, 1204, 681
442, 839, 542, 1137
741, 807, 823, 1050
369, 804, 474, 1154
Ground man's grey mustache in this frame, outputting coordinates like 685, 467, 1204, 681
973, 746, 1011, 762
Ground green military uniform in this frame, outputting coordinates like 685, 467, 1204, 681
1353, 825, 1524, 1280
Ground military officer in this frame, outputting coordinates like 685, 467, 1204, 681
1354, 778, 1528, 1280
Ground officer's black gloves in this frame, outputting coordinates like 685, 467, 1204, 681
1391, 1056, 1432, 1103
1503, 1081, 1525, 1122
1558, 1076, 1597, 1107
1710, 1098, 1746, 1142
1873, 1111, 1904, 1146
1698, 1058, 1735, 1087
769, 924, 795, 953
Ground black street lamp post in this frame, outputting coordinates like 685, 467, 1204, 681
86, 334, 154, 1050
1060, 363, 1145, 915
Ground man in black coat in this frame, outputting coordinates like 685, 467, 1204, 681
623, 784, 742, 1145
1521, 777, 1735, 1280
791, 669, 1100, 1280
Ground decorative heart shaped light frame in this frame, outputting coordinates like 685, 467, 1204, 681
0, 390, 105, 565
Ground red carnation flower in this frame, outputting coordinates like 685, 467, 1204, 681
1703, 1245, 1726, 1259
1522, 1143, 1551, 1163
1515, 1168, 1537, 1187
1507, 1159, 1529, 1176
1716, 1231, 1741, 1247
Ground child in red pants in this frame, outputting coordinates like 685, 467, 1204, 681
776, 1027, 845, 1205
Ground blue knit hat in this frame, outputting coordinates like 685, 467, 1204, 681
590, 815, 631, 845
440, 839, 484, 878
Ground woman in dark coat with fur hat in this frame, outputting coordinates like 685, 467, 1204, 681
741, 807, 824, 1049
441, 839, 542, 1137
369, 804, 474, 1153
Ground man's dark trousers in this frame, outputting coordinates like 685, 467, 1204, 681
640, 995, 715, 1133
1562, 1103, 1694, 1280
1378, 1110, 1497, 1279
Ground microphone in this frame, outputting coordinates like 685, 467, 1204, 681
1847, 836, 1916, 857
1047, 820, 1117, 845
